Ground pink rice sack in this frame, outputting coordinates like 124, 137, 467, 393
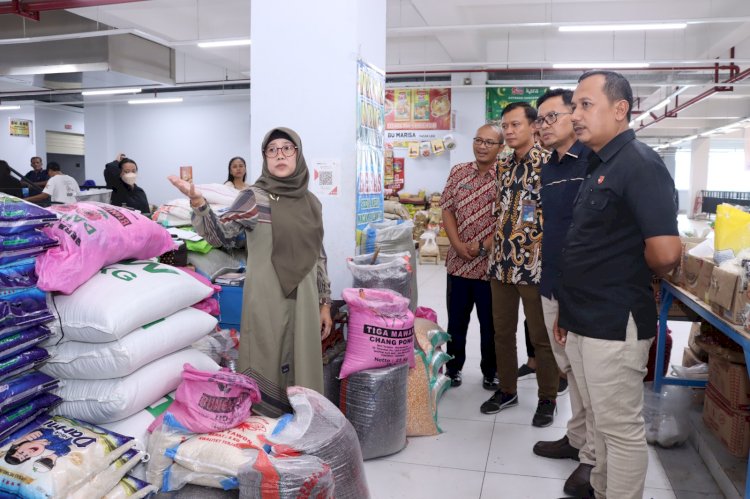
339, 288, 415, 379
415, 306, 438, 323
35, 203, 176, 294
179, 266, 222, 316
148, 363, 261, 434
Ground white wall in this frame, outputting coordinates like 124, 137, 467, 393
84, 93, 252, 205
0, 104, 36, 175
34, 105, 85, 158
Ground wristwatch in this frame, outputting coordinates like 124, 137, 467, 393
479, 246, 488, 257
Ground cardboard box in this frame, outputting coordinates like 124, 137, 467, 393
683, 346, 704, 368
703, 384, 750, 458
683, 254, 715, 302
709, 265, 750, 326
436, 236, 450, 246
687, 322, 709, 362
708, 355, 750, 411
668, 238, 705, 286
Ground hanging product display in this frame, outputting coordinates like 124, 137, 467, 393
385, 88, 451, 130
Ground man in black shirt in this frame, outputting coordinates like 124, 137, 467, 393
556, 71, 680, 499
24, 157, 49, 188
529, 88, 594, 497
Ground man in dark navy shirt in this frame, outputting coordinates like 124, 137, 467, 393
24, 156, 48, 188
528, 88, 594, 498
556, 71, 680, 499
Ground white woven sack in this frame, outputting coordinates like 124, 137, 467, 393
42, 308, 217, 380
47, 260, 213, 344
52, 348, 219, 424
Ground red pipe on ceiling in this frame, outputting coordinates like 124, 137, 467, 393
0, 0, 146, 20
635, 65, 750, 132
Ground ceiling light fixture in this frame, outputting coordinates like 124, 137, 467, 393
559, 23, 687, 33
83, 88, 142, 96
552, 62, 650, 69
0, 105, 21, 111
197, 39, 251, 48
128, 97, 183, 105
643, 98, 671, 116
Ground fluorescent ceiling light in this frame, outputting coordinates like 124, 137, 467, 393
682, 134, 698, 142
128, 97, 183, 105
552, 62, 650, 69
83, 88, 142, 96
643, 98, 671, 115
198, 39, 251, 48
559, 23, 687, 32
0, 105, 21, 111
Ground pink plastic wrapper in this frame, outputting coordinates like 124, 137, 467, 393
148, 363, 261, 434
415, 306, 438, 323
35, 203, 176, 294
178, 267, 222, 316
339, 288, 415, 379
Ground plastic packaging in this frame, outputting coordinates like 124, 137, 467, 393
103, 473, 157, 499
643, 383, 693, 448
0, 346, 49, 381
148, 365, 261, 434
0, 230, 58, 265
238, 451, 334, 499
0, 415, 136, 498
339, 363, 409, 460
0, 287, 53, 337
69, 448, 146, 499
0, 393, 61, 442
267, 386, 370, 499
0, 370, 59, 413
0, 258, 38, 290
191, 328, 240, 365
340, 288, 415, 379
36, 202, 176, 294
347, 251, 413, 305
414, 306, 438, 323
407, 349, 440, 436
0, 194, 57, 235
0, 325, 51, 362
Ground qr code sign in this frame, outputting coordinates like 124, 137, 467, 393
319, 170, 333, 186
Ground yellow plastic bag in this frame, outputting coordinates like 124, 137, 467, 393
714, 203, 750, 262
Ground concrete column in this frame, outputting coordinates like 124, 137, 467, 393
250, 0, 386, 297
449, 72, 488, 167
689, 137, 710, 218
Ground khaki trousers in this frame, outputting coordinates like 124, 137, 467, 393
490, 281, 558, 400
565, 315, 652, 499
541, 296, 595, 466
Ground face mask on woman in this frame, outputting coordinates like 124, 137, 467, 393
122, 172, 137, 186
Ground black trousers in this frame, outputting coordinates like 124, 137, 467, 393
445, 274, 496, 377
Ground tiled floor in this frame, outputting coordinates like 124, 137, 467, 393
363, 262, 683, 499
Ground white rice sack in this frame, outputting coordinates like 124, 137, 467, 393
47, 260, 213, 344
0, 415, 136, 498
162, 462, 238, 492
104, 474, 157, 499
102, 392, 176, 452
199, 183, 241, 206
167, 414, 282, 476
42, 308, 217, 379
52, 349, 219, 424
146, 416, 189, 489
69, 448, 145, 499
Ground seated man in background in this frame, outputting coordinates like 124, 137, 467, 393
109, 157, 150, 214
25, 162, 80, 204
25, 156, 49, 189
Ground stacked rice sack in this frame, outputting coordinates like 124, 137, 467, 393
0, 195, 62, 442
31, 203, 220, 456
407, 318, 451, 437
0, 414, 156, 498
337, 288, 414, 460
152, 184, 238, 228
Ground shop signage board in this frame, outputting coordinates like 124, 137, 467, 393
385, 88, 451, 130
485, 87, 548, 121
9, 118, 32, 138
356, 59, 386, 232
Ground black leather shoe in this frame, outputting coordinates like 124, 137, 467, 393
482, 374, 499, 390
532, 435, 580, 460
564, 463, 594, 496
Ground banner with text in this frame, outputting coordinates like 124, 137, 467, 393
385, 88, 451, 130
356, 60, 386, 232
485, 87, 548, 122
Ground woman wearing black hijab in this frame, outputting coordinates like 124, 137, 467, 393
168, 127, 331, 417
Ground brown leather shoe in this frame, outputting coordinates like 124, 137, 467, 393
532, 435, 580, 460
563, 463, 594, 496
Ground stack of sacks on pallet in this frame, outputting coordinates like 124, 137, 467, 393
0, 414, 156, 498
0, 195, 62, 439
152, 184, 239, 228
31, 204, 221, 456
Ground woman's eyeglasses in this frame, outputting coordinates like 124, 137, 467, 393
533, 111, 572, 127
473, 137, 501, 147
264, 144, 298, 158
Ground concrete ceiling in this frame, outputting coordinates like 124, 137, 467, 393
1, 0, 750, 147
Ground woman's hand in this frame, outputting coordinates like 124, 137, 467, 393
167, 175, 204, 206
320, 305, 332, 340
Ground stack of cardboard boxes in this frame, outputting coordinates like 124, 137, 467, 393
703, 354, 750, 457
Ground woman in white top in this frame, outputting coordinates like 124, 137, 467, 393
224, 156, 250, 191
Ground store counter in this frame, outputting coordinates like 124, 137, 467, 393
654, 280, 750, 498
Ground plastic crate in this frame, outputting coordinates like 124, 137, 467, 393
218, 284, 243, 329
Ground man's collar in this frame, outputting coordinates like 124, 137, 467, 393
596, 129, 636, 163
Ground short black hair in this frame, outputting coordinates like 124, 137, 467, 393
501, 101, 537, 124
47, 162, 61, 172
118, 158, 138, 171
578, 70, 634, 121
537, 88, 574, 109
